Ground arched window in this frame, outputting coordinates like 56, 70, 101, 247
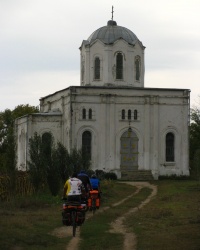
166, 132, 175, 162
89, 109, 92, 119
42, 132, 52, 165
116, 53, 123, 80
122, 109, 125, 120
128, 109, 131, 120
134, 110, 138, 120
82, 131, 92, 160
135, 56, 140, 81
94, 57, 100, 80
42, 132, 52, 149
82, 108, 86, 119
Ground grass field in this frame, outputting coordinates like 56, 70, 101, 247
0, 180, 199, 250
125, 180, 200, 250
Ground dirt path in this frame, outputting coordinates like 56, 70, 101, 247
110, 182, 157, 250
51, 182, 157, 250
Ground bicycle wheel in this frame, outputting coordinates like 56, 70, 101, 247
72, 211, 76, 237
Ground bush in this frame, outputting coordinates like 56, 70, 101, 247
95, 170, 106, 180
191, 149, 200, 181
92, 171, 117, 180
104, 172, 117, 180
86, 169, 95, 177
158, 175, 191, 180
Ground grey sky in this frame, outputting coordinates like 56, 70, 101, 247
0, 0, 200, 111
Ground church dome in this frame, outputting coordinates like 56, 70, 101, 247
87, 20, 141, 46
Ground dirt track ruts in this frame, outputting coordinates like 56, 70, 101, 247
51, 181, 157, 250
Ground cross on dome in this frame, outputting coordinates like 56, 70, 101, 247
111, 6, 114, 20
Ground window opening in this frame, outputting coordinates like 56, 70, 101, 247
128, 109, 131, 120
135, 57, 140, 81
94, 57, 100, 80
89, 109, 92, 119
116, 53, 123, 79
122, 109, 125, 120
134, 110, 138, 120
166, 132, 175, 162
82, 108, 86, 119
81, 60, 85, 82
82, 131, 92, 160
42, 132, 52, 165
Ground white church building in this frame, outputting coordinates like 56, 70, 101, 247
15, 18, 190, 180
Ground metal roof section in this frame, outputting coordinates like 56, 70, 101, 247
86, 20, 144, 47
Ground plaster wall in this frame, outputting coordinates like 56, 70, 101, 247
69, 87, 189, 178
16, 86, 190, 178
15, 114, 62, 170
81, 40, 144, 87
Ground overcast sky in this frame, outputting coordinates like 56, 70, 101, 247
0, 0, 200, 111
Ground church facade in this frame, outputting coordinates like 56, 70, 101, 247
15, 19, 190, 179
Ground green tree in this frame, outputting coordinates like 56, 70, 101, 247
67, 147, 91, 174
81, 147, 91, 171
28, 132, 47, 192
0, 104, 39, 173
28, 132, 91, 195
69, 148, 82, 173
55, 142, 70, 182
46, 147, 61, 196
190, 106, 200, 178
42, 133, 61, 196
28, 132, 61, 195
193, 149, 200, 180
42, 132, 53, 167
12, 104, 39, 120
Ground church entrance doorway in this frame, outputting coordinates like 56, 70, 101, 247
120, 130, 139, 171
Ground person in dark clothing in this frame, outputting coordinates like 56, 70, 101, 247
77, 170, 92, 194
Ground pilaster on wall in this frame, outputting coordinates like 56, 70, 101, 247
104, 48, 112, 84
99, 94, 116, 171
144, 96, 160, 172
85, 49, 90, 85
108, 95, 116, 170
144, 97, 150, 170
100, 95, 107, 170
151, 97, 159, 177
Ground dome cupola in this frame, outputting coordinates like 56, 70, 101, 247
80, 20, 145, 88
87, 20, 144, 47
